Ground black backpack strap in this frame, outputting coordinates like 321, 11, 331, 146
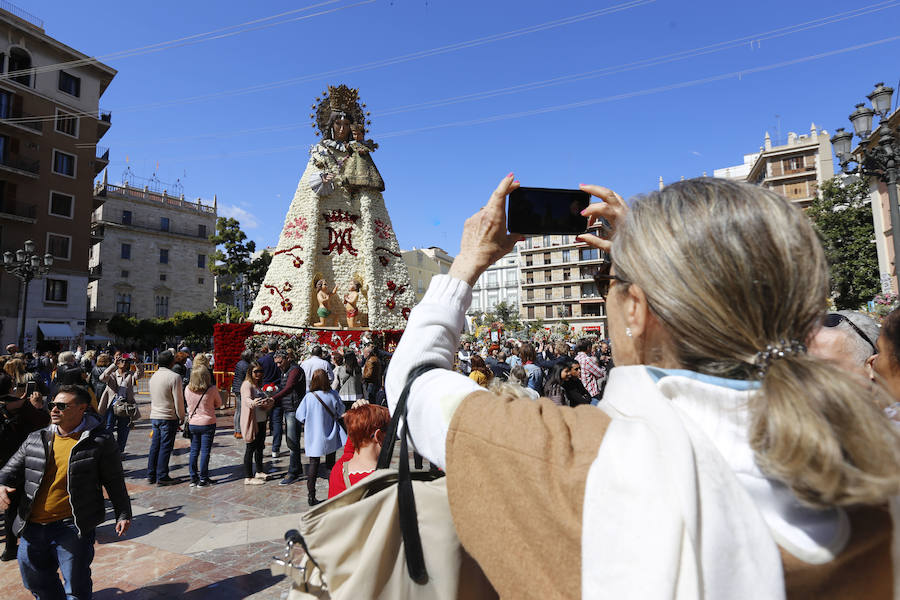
376, 363, 439, 469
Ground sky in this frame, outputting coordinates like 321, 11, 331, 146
27, 0, 899, 255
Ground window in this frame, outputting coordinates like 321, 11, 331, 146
120, 270, 129, 278
786, 157, 803, 171
198, 277, 204, 285
159, 248, 169, 264
58, 71, 81, 97
120, 243, 131, 260
543, 235, 551, 247
582, 281, 599, 297
115, 294, 131, 314
418, 279, 424, 294
562, 249, 571, 262
543, 252, 551, 265
579, 248, 599, 261
49, 192, 73, 218
486, 272, 497, 286
45, 279, 68, 303
159, 274, 167, 282
197, 254, 206, 269
545, 306, 554, 319
52, 150, 76, 177
198, 224, 207, 238
47, 234, 71, 260
471, 297, 481, 311
155, 296, 169, 318
160, 217, 170, 232
0, 91, 10, 119
8, 48, 31, 87
54, 110, 78, 137
121, 210, 132, 225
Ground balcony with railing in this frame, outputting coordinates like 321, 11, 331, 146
0, 1, 43, 28
0, 106, 43, 133
88, 264, 102, 280
95, 181, 216, 215
0, 197, 35, 220
0, 154, 39, 177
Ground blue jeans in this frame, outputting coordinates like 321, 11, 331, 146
188, 423, 216, 482
284, 409, 303, 477
270, 405, 284, 454
19, 520, 96, 600
232, 391, 241, 433
104, 409, 131, 453
147, 419, 178, 481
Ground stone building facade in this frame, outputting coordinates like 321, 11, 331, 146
0, 4, 115, 350
468, 246, 520, 319
87, 174, 217, 335
401, 247, 454, 304
714, 124, 834, 208
518, 235, 608, 336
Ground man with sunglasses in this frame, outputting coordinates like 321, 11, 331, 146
0, 384, 131, 599
809, 310, 880, 378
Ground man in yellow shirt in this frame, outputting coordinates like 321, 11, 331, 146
0, 385, 131, 599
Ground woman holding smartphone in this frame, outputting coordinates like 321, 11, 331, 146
99, 354, 142, 453
240, 361, 273, 485
387, 175, 900, 598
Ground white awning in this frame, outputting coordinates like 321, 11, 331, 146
38, 323, 76, 339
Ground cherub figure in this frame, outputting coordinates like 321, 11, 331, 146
314, 279, 339, 327
343, 282, 362, 328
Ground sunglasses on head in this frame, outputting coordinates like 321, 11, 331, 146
593, 261, 628, 297
823, 313, 877, 353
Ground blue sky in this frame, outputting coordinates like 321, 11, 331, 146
29, 0, 898, 254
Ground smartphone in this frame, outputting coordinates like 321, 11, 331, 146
508, 187, 590, 234
24, 381, 36, 397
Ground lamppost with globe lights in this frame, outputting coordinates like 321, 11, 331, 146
3, 240, 54, 350
831, 82, 899, 290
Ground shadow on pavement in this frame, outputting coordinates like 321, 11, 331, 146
95, 505, 184, 544
94, 568, 285, 599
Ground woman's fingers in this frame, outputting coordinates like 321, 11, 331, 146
576, 232, 611, 253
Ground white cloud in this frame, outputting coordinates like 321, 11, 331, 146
691, 150, 702, 157
219, 204, 259, 229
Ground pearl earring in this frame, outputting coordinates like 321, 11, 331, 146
625, 327, 633, 337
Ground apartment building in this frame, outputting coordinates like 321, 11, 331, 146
419, 246, 453, 274
518, 234, 608, 336
714, 124, 834, 208
0, 4, 115, 350
87, 174, 217, 336
467, 246, 520, 321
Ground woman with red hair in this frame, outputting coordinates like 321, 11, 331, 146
327, 404, 390, 498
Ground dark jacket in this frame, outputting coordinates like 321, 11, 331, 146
271, 364, 304, 411
258, 352, 279, 385
0, 414, 132, 538
232, 359, 250, 396
55, 363, 85, 386
0, 397, 50, 466
489, 360, 511, 381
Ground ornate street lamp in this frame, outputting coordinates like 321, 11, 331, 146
3, 240, 53, 349
832, 82, 899, 289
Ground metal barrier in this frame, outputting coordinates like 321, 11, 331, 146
136, 364, 157, 395
214, 371, 235, 407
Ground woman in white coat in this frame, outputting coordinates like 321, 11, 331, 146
386, 175, 900, 599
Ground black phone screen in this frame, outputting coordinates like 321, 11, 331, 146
507, 187, 590, 234
24, 381, 35, 396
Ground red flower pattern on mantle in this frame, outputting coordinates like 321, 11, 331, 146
374, 219, 393, 240
265, 281, 294, 312
284, 217, 309, 239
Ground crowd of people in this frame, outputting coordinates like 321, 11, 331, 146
3, 175, 900, 597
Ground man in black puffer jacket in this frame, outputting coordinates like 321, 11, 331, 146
0, 384, 131, 599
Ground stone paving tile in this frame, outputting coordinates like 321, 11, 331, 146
0, 394, 429, 598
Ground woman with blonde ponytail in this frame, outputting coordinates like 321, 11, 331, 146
386, 175, 900, 599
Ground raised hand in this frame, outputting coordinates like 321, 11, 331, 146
575, 185, 629, 254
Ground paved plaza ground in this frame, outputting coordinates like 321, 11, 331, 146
0, 393, 346, 599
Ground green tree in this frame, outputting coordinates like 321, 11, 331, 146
807, 178, 880, 309
246, 249, 272, 292
493, 301, 521, 331
208, 217, 256, 279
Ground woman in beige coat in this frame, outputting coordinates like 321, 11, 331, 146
98, 355, 142, 453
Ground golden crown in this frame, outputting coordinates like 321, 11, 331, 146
309, 84, 372, 138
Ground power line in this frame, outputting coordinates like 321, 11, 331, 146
72, 0, 899, 147
112, 33, 900, 164
7, 0, 657, 126
2, 0, 363, 81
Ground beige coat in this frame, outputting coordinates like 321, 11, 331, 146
240, 379, 273, 442
96, 363, 139, 416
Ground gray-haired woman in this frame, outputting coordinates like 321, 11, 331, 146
386, 175, 900, 599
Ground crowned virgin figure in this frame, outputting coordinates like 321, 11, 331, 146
248, 85, 414, 330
